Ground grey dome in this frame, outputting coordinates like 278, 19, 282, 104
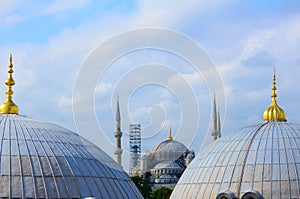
0, 114, 143, 198
151, 140, 188, 162
171, 121, 300, 199
151, 140, 187, 153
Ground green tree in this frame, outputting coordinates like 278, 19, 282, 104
151, 187, 173, 199
131, 176, 152, 199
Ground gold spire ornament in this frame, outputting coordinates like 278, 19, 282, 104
0, 54, 18, 114
167, 127, 173, 141
263, 68, 286, 122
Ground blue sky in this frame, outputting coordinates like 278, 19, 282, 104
1, 0, 300, 171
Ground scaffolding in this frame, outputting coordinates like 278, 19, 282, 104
129, 124, 141, 174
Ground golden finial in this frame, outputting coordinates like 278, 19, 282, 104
0, 54, 18, 114
167, 127, 173, 141
263, 67, 286, 121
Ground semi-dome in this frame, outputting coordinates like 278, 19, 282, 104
0, 55, 143, 198
171, 70, 300, 199
154, 161, 184, 169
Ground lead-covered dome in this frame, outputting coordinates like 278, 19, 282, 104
171, 121, 300, 199
151, 139, 188, 162
151, 139, 188, 154
151, 128, 188, 155
171, 70, 299, 199
0, 114, 143, 198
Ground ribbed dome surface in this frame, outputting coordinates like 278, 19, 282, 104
171, 121, 300, 199
151, 140, 187, 153
0, 114, 142, 198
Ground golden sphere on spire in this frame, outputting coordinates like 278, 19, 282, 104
263, 68, 286, 122
167, 127, 173, 141
0, 54, 18, 114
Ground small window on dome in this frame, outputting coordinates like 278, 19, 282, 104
241, 191, 263, 199
216, 191, 237, 199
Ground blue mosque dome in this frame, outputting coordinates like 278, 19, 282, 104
0, 55, 143, 198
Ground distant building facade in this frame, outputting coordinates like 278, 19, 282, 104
131, 128, 195, 190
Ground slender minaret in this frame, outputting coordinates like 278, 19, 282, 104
211, 93, 218, 141
114, 95, 123, 167
217, 107, 221, 138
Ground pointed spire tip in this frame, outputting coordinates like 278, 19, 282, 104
167, 127, 173, 141
263, 67, 286, 122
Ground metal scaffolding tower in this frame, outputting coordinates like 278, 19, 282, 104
129, 124, 141, 174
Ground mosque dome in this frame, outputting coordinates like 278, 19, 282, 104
151, 140, 188, 154
151, 128, 188, 154
171, 122, 300, 199
150, 128, 188, 162
171, 70, 300, 199
0, 55, 143, 198
0, 114, 143, 198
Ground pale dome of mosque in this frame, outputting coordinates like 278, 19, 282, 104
151, 140, 188, 154
151, 128, 188, 154
0, 55, 143, 198
171, 70, 300, 199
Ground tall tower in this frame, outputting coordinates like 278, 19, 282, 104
211, 93, 221, 141
129, 124, 141, 175
211, 93, 218, 141
217, 107, 221, 138
114, 96, 123, 167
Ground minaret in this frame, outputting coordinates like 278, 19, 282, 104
114, 95, 123, 167
0, 54, 18, 114
211, 93, 218, 141
217, 107, 221, 138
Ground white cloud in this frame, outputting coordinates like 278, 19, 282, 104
38, 0, 91, 16
2, 14, 25, 25
0, 0, 19, 17
57, 96, 73, 113
132, 0, 237, 27
239, 29, 274, 61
